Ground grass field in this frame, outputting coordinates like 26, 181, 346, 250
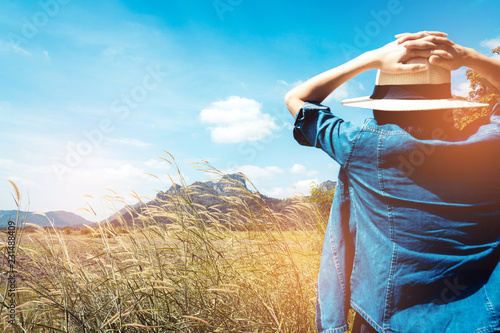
1, 164, 354, 332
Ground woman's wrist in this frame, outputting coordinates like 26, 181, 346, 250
462, 46, 480, 69
359, 49, 382, 70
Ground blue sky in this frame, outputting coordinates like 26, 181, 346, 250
1, 0, 499, 221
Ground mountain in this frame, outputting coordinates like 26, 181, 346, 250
104, 173, 337, 228
1, 175, 336, 229
156, 173, 248, 200
0, 210, 92, 228
319, 180, 337, 191
1, 175, 337, 229
107, 173, 290, 226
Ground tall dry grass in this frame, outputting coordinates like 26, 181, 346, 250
1, 159, 330, 332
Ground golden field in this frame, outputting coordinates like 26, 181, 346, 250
1, 165, 351, 332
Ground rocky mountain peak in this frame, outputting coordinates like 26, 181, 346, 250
319, 180, 337, 191
156, 173, 248, 200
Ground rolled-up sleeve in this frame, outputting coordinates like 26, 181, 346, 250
293, 102, 362, 166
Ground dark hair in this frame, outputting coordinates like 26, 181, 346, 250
373, 109, 458, 141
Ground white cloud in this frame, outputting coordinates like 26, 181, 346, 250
0, 154, 183, 220
200, 96, 279, 143
264, 166, 283, 174
127, 22, 143, 29
277, 79, 303, 87
65, 164, 149, 185
4, 176, 39, 189
290, 164, 317, 177
480, 37, 500, 50
293, 178, 318, 195
324, 80, 363, 103
0, 41, 31, 55
328, 162, 340, 170
326, 83, 350, 102
262, 187, 286, 197
451, 68, 472, 98
231, 165, 283, 181
282, 121, 294, 130
106, 137, 152, 147
144, 158, 171, 170
480, 37, 500, 60
261, 178, 319, 198
452, 82, 470, 98
101, 44, 126, 61
0, 158, 53, 178
0, 158, 17, 170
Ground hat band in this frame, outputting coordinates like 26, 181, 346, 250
370, 83, 452, 100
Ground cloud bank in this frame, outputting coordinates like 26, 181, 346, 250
200, 96, 279, 143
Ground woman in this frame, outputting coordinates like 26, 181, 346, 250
286, 31, 500, 333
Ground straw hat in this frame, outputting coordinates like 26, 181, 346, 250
341, 58, 488, 111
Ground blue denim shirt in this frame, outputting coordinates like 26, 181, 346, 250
294, 102, 500, 333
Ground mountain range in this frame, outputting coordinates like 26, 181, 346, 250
106, 173, 336, 227
1, 174, 336, 228
0, 210, 92, 228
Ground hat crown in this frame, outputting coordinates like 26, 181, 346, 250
376, 58, 451, 86
341, 57, 489, 111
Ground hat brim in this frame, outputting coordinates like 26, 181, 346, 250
341, 96, 489, 111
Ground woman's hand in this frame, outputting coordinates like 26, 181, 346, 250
395, 30, 448, 41
369, 34, 453, 74
396, 31, 500, 93
396, 31, 472, 71
369, 41, 428, 73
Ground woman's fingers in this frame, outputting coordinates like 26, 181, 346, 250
417, 36, 454, 46
376, 35, 457, 74
403, 49, 452, 60
396, 31, 448, 43
401, 38, 454, 50
428, 55, 454, 70
396, 31, 448, 37
430, 49, 453, 59
395, 32, 410, 39
393, 63, 428, 72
